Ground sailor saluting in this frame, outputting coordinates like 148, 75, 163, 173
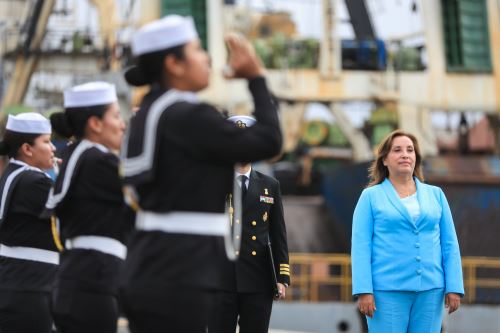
0, 113, 58, 333
120, 15, 282, 333
44, 82, 134, 333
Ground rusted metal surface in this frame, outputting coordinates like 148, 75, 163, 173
282, 196, 341, 253
425, 156, 500, 185
318, 157, 500, 258
431, 180, 500, 258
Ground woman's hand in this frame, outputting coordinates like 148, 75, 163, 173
223, 33, 265, 79
445, 293, 461, 314
357, 294, 376, 318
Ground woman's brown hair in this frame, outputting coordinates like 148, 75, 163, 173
367, 129, 424, 187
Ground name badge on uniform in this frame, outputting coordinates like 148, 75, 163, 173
260, 195, 274, 204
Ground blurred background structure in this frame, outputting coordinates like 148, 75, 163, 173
1, 0, 500, 332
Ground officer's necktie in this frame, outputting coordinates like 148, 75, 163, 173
238, 175, 248, 199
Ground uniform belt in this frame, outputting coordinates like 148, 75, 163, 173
65, 236, 127, 260
136, 211, 228, 236
0, 244, 59, 265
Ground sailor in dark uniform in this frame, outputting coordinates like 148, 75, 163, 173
0, 113, 58, 333
209, 115, 290, 333
120, 15, 282, 333
44, 82, 134, 333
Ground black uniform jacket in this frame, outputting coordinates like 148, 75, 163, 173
220, 169, 290, 293
0, 161, 56, 292
45, 140, 134, 294
121, 77, 282, 292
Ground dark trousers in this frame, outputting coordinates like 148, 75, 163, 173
121, 286, 213, 333
209, 291, 273, 333
52, 287, 118, 333
0, 290, 53, 333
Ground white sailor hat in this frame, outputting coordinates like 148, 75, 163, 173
227, 115, 256, 128
64, 81, 117, 108
6, 113, 51, 134
125, 15, 199, 86
131, 15, 198, 56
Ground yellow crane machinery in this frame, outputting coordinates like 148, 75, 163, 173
1, 0, 124, 109
89, 0, 117, 47
1, 0, 55, 109
88, 0, 121, 71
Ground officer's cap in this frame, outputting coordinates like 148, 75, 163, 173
131, 15, 198, 56
6, 113, 51, 134
64, 81, 117, 108
227, 115, 256, 128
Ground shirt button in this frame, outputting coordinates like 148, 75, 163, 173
252, 221, 257, 226
252, 251, 256, 256
416, 269, 422, 275
414, 229, 419, 234
415, 243, 420, 248
235, 251, 239, 255
235, 219, 240, 224
416, 256, 421, 261
236, 235, 240, 239
251, 236, 256, 240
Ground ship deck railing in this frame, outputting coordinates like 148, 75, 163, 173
287, 253, 500, 304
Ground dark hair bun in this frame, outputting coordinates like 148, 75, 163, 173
124, 65, 151, 87
0, 141, 9, 155
50, 112, 74, 138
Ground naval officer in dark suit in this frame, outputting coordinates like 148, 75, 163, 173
209, 115, 290, 333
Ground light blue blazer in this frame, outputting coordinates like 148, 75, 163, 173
351, 178, 464, 296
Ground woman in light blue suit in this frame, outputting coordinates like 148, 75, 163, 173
351, 130, 463, 332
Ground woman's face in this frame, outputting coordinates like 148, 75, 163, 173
29, 134, 56, 170
176, 39, 211, 91
383, 135, 416, 177
95, 102, 126, 151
